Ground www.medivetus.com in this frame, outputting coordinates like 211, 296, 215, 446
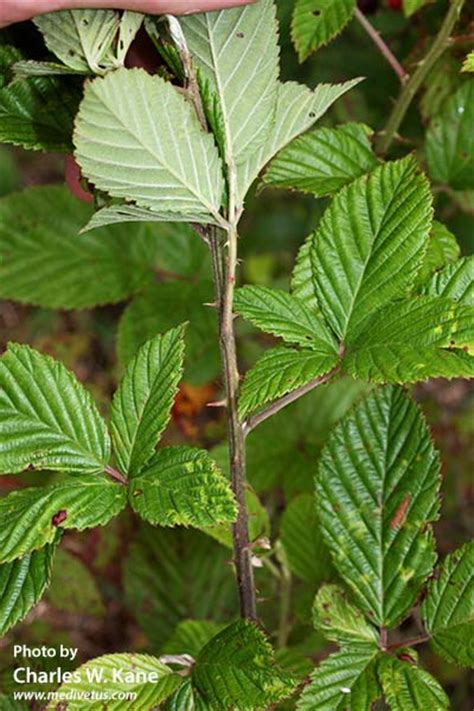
13, 690, 138, 703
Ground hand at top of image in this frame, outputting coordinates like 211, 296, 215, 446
0, 0, 256, 28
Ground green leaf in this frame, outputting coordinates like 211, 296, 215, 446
311, 156, 433, 340
115, 12, 145, 66
423, 257, 474, 305
48, 654, 181, 710
0, 343, 110, 475
422, 540, 474, 667
239, 347, 339, 418
0, 186, 198, 309
123, 526, 238, 647
415, 220, 460, 285
13, 60, 87, 77
291, 236, 319, 312
234, 286, 338, 353
0, 477, 126, 564
312, 584, 379, 645
82, 202, 223, 231
0, 45, 80, 152
316, 386, 440, 628
402, 0, 430, 17
280, 494, 333, 584
117, 282, 220, 386
202, 484, 269, 549
426, 82, 474, 190
0, 542, 57, 636
74, 68, 225, 224
180, 0, 279, 163
237, 78, 363, 203
129, 446, 237, 528
297, 645, 380, 710
378, 654, 449, 710
111, 327, 185, 477
35, 10, 120, 74
162, 620, 225, 658
264, 122, 378, 196
47, 549, 104, 616
292, 0, 356, 62
189, 620, 296, 709
461, 50, 474, 73
344, 296, 474, 383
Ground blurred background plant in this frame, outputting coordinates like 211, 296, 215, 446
0, 0, 472, 707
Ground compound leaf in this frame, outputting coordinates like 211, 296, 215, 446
292, 0, 356, 62
426, 81, 474, 190
239, 347, 339, 418
110, 327, 185, 477
0, 541, 57, 636
422, 540, 474, 667
48, 654, 181, 710
311, 156, 433, 340
0, 477, 126, 564
297, 645, 380, 710
234, 286, 337, 354
0, 186, 188, 309
0, 343, 110, 475
344, 296, 474, 382
237, 78, 362, 203
0, 45, 79, 152
74, 68, 225, 224
264, 122, 377, 196
180, 0, 279, 163
312, 584, 379, 645
316, 386, 441, 628
128, 446, 237, 528
378, 654, 449, 710
190, 620, 296, 709
280, 493, 333, 584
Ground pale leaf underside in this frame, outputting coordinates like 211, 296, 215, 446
180, 0, 280, 164
74, 69, 225, 223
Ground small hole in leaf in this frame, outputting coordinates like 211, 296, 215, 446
236, 32, 245, 38
312, 10, 321, 16
68, 50, 75, 57
309, 111, 316, 118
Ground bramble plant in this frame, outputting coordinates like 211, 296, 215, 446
0, 1, 473, 709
